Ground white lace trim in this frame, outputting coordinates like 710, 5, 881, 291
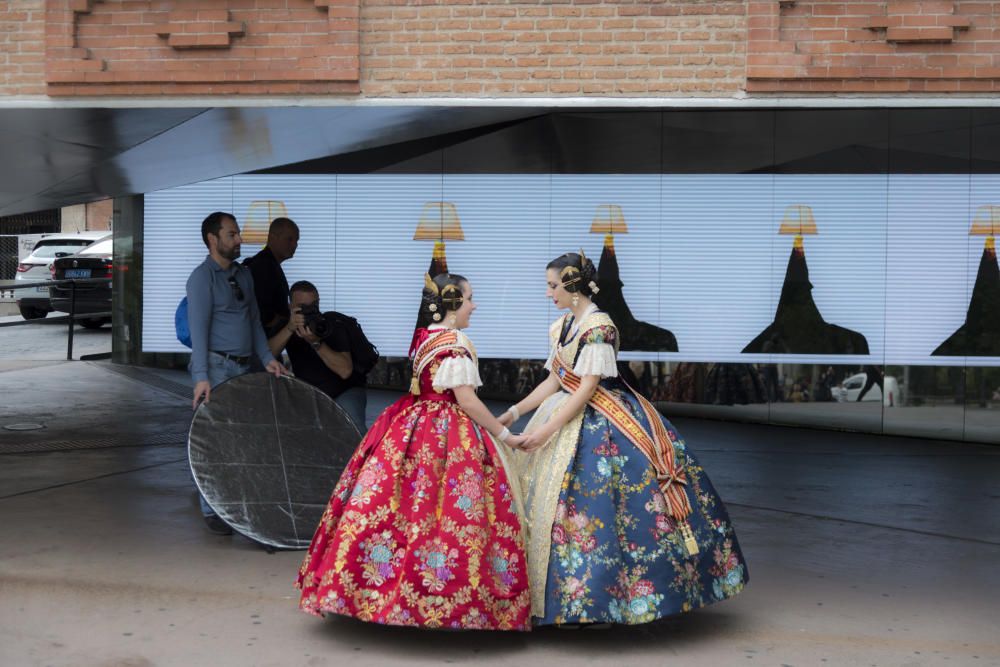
573, 343, 618, 378
432, 355, 483, 389
543, 344, 557, 372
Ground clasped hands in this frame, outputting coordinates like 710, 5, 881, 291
496, 409, 551, 452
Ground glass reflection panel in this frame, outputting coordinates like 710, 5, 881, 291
767, 364, 884, 433
656, 361, 770, 424
882, 365, 967, 441
964, 366, 1000, 444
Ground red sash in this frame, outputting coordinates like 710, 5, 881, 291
410, 329, 461, 395
551, 353, 693, 522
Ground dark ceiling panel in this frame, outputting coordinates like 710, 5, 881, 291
774, 109, 890, 173
0, 108, 207, 213
3, 105, 1000, 217
0, 106, 541, 216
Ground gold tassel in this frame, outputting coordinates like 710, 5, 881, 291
410, 374, 420, 395
679, 520, 699, 556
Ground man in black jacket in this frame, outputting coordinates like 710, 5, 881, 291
267, 280, 368, 431
244, 217, 299, 340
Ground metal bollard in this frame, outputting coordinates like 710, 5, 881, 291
66, 281, 76, 361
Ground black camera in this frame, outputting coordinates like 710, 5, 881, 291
297, 303, 333, 339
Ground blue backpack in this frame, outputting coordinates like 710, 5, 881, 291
175, 297, 192, 348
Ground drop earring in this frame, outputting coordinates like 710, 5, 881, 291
572, 294, 579, 308
448, 314, 457, 328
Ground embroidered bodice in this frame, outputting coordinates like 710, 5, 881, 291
545, 308, 619, 379
412, 327, 482, 396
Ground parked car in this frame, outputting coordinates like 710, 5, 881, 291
832, 372, 900, 407
49, 236, 114, 329
14, 232, 109, 319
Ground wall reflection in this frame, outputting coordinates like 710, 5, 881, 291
963, 367, 1000, 442
367, 359, 998, 445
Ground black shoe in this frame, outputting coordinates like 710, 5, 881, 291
204, 514, 233, 536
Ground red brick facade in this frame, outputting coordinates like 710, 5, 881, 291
747, 0, 1000, 92
1, 1, 999, 97
360, 0, 744, 96
0, 1, 45, 95
44, 0, 360, 95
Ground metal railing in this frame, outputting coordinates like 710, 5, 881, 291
0, 235, 18, 282
0, 277, 112, 360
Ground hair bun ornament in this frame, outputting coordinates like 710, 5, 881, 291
559, 265, 583, 292
589, 280, 600, 294
428, 303, 437, 312
432, 312, 442, 322
440, 282, 464, 312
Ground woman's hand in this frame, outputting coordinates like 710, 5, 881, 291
504, 433, 527, 450
497, 410, 514, 427
519, 427, 553, 453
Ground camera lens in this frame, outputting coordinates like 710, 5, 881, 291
307, 313, 332, 338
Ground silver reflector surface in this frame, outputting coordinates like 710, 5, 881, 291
189, 373, 362, 549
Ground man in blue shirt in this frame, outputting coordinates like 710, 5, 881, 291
187, 211, 285, 406
185, 211, 286, 534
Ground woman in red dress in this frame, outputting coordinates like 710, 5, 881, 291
296, 273, 531, 631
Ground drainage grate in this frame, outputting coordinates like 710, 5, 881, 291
91, 362, 192, 400
3, 423, 45, 431
0, 432, 187, 454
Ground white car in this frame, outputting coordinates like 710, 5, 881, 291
14, 232, 109, 319
833, 372, 900, 407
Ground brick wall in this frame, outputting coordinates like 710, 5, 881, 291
748, 0, 1000, 92
359, 1, 746, 96
2, 1, 1000, 98
44, 0, 360, 96
3, 0, 746, 97
87, 199, 113, 231
0, 0, 46, 96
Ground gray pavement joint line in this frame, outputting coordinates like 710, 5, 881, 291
0, 359, 71, 374
88, 361, 191, 402
728, 502, 1000, 547
0, 438, 186, 456
0, 457, 188, 501
269, 376, 299, 544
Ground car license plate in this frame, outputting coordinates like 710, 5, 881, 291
37, 286, 49, 293
64, 268, 91, 279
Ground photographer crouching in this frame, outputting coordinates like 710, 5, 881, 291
266, 281, 376, 431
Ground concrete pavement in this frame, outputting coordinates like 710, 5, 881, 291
1, 356, 998, 667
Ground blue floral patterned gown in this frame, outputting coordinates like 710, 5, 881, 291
513, 307, 747, 626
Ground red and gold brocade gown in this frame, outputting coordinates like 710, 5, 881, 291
296, 327, 531, 631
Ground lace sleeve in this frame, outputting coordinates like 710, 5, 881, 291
573, 343, 617, 378
573, 325, 618, 378
432, 353, 483, 389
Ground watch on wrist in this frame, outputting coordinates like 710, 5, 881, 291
311, 340, 322, 351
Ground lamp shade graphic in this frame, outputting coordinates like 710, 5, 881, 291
412, 201, 465, 334
777, 204, 818, 251
242, 200, 288, 245
414, 201, 464, 277
590, 204, 678, 352
743, 205, 869, 355
933, 205, 1000, 356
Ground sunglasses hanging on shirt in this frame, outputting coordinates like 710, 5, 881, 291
227, 276, 245, 301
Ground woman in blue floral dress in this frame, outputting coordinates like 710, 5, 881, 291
500, 251, 748, 627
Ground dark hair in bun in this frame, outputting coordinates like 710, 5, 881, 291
547, 252, 598, 297
418, 273, 468, 327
